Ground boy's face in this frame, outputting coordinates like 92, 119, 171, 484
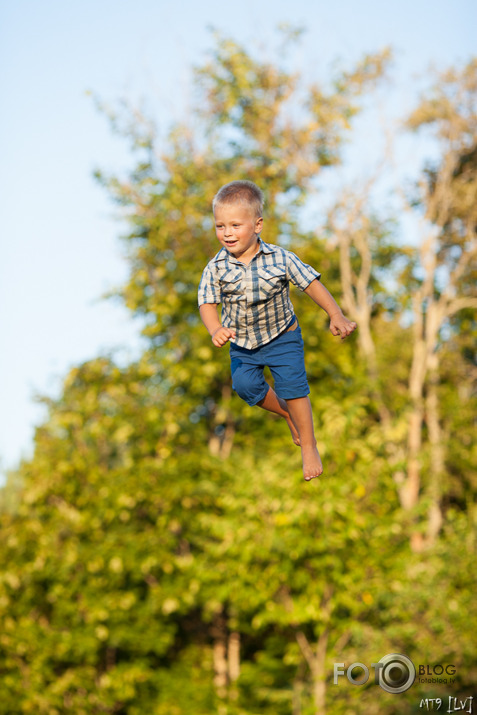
214, 203, 263, 262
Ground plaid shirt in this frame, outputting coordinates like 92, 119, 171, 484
198, 239, 321, 349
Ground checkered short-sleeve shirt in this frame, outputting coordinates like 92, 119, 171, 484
198, 239, 321, 349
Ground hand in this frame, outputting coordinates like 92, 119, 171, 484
212, 326, 236, 347
329, 311, 357, 340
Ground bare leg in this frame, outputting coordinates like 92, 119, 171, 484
285, 397, 323, 481
257, 387, 301, 446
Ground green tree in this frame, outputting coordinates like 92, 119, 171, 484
1, 33, 476, 715
399, 58, 477, 549
93, 33, 390, 463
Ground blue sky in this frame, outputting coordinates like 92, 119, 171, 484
0, 0, 475, 479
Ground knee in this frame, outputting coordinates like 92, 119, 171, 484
231, 367, 250, 402
231, 363, 266, 406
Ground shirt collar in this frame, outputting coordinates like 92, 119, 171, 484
258, 239, 275, 254
214, 238, 276, 264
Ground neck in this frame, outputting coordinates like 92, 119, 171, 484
235, 238, 260, 265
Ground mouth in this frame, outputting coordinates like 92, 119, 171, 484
224, 240, 238, 247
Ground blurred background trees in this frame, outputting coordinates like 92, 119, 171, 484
0, 34, 475, 715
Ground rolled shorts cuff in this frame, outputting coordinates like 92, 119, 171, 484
274, 383, 310, 401
246, 385, 270, 407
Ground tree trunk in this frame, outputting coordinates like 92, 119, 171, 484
312, 629, 329, 715
296, 628, 329, 715
227, 631, 240, 701
211, 612, 241, 708
292, 678, 304, 715
401, 403, 424, 512
335, 202, 391, 426
212, 610, 228, 700
208, 383, 236, 459
425, 351, 444, 544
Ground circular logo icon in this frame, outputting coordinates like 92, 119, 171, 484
377, 654, 416, 694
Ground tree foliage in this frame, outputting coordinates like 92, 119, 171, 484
0, 34, 476, 715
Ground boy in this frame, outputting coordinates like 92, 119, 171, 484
198, 180, 357, 481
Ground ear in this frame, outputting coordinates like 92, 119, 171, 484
255, 216, 263, 233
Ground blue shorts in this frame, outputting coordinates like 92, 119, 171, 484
229, 320, 310, 406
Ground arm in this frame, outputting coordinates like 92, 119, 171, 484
199, 303, 236, 347
304, 279, 357, 340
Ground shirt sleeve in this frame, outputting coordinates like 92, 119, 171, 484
286, 251, 321, 291
198, 263, 221, 306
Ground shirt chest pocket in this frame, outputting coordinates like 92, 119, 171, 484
219, 269, 243, 301
256, 266, 287, 300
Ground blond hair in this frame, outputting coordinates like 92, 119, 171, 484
212, 180, 264, 218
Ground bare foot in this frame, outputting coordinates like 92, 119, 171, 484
301, 444, 323, 481
285, 415, 301, 446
